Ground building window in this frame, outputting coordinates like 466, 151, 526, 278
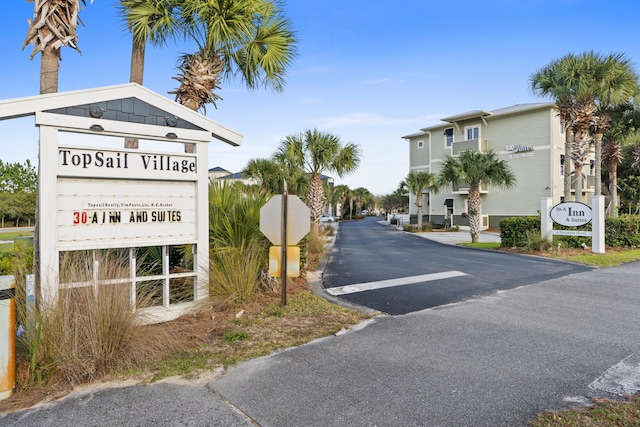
560, 154, 565, 176
417, 140, 424, 149
444, 128, 453, 148
465, 126, 479, 140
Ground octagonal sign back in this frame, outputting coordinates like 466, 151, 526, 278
260, 195, 310, 245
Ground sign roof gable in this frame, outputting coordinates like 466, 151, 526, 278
0, 83, 242, 146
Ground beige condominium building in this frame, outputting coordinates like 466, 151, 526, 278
402, 102, 595, 229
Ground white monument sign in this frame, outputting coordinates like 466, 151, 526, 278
0, 84, 243, 323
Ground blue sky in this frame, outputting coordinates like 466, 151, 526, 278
2, 0, 640, 195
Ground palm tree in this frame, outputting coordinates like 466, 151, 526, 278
589, 54, 639, 196
23, 0, 87, 304
531, 51, 638, 202
601, 104, 640, 217
23, 0, 86, 94
439, 150, 516, 243
118, 0, 181, 85
351, 187, 373, 217
403, 171, 439, 230
274, 129, 361, 225
243, 158, 284, 194
332, 184, 351, 219
171, 0, 297, 111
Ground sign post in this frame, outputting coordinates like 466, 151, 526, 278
281, 188, 288, 305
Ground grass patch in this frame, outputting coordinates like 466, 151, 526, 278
528, 395, 640, 426
0, 230, 33, 241
460, 242, 501, 249
559, 248, 640, 267
136, 282, 371, 384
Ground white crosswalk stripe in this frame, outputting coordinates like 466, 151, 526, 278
326, 271, 468, 296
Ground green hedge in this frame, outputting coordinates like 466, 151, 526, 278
500, 214, 640, 248
499, 216, 539, 247
605, 215, 640, 247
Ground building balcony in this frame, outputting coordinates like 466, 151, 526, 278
570, 174, 595, 193
452, 138, 488, 155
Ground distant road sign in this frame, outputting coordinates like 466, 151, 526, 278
260, 195, 310, 245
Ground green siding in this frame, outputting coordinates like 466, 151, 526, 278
405, 104, 570, 220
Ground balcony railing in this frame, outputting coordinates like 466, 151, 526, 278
570, 175, 595, 192
452, 181, 488, 194
452, 138, 488, 155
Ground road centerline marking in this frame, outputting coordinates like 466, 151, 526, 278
325, 271, 467, 296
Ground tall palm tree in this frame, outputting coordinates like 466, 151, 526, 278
274, 129, 361, 225
439, 150, 516, 243
118, 0, 182, 148
119, 0, 181, 85
23, 0, 87, 303
589, 53, 639, 196
23, 0, 86, 94
171, 0, 297, 111
531, 51, 638, 202
403, 171, 439, 230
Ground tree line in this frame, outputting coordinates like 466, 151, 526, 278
0, 159, 37, 227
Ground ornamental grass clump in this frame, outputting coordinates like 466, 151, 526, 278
16, 250, 182, 390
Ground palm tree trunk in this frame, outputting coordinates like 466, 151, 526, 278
468, 186, 482, 243
40, 47, 60, 94
416, 193, 423, 230
306, 174, 325, 224
564, 129, 573, 201
574, 163, 584, 203
130, 38, 145, 85
594, 133, 603, 196
610, 160, 619, 218
126, 39, 146, 149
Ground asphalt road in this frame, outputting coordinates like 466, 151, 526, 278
322, 217, 593, 314
3, 220, 640, 426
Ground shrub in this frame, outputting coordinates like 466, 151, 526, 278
0, 251, 11, 275
605, 215, 640, 247
500, 216, 539, 247
402, 224, 417, 232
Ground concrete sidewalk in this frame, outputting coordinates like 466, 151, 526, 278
380, 219, 502, 244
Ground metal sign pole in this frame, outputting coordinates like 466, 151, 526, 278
281, 182, 288, 305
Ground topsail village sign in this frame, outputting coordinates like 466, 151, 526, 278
0, 83, 243, 323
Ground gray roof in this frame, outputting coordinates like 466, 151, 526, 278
419, 102, 555, 132
208, 166, 231, 173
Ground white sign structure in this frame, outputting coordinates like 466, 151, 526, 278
0, 84, 243, 323
541, 197, 605, 254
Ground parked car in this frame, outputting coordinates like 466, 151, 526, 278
361, 210, 369, 216
320, 214, 336, 223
